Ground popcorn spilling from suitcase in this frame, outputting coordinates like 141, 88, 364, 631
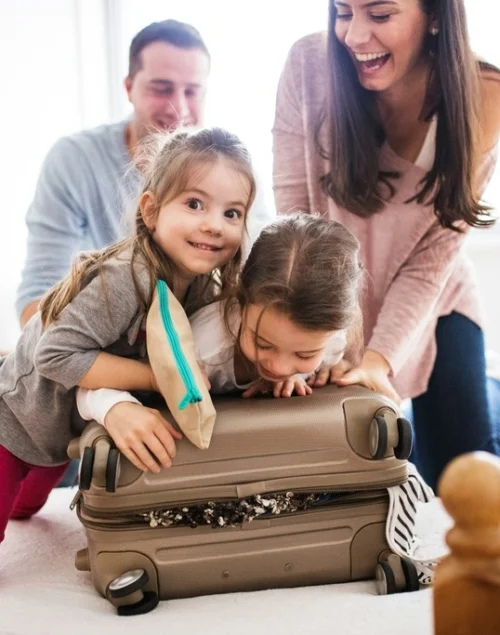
140, 491, 350, 529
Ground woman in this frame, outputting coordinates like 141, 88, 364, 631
272, 0, 500, 489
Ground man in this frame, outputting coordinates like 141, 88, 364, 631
17, 19, 211, 326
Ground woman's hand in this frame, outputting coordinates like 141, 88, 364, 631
104, 402, 183, 473
332, 349, 401, 404
242, 375, 313, 399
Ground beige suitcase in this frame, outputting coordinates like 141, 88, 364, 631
69, 385, 415, 615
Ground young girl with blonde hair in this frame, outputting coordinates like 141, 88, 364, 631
0, 126, 256, 546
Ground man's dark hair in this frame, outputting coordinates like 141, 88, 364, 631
128, 19, 210, 79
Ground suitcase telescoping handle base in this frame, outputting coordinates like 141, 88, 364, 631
69, 439, 122, 511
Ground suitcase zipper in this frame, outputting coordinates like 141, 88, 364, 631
71, 473, 403, 518
77, 489, 389, 530
157, 279, 202, 410
69, 489, 83, 510
74, 475, 404, 516
79, 484, 391, 516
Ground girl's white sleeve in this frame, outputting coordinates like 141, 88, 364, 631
76, 387, 141, 427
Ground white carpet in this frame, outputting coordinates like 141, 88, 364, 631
0, 488, 450, 635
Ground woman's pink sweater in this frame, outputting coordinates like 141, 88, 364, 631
273, 33, 497, 398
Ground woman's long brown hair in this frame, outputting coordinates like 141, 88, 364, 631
39, 127, 256, 329
318, 0, 499, 231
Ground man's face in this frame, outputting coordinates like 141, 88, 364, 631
125, 41, 210, 139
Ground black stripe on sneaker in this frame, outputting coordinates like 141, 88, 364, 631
397, 513, 413, 538
402, 485, 417, 514
399, 496, 416, 525
394, 525, 411, 548
395, 538, 409, 554
407, 478, 419, 500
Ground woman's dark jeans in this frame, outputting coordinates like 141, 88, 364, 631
410, 311, 500, 491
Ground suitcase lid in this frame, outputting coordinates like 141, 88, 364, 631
79, 385, 409, 512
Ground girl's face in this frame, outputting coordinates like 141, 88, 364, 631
334, 0, 431, 94
141, 157, 251, 286
239, 304, 347, 382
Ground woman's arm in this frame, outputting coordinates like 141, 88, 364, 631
272, 41, 311, 215
355, 221, 467, 379
334, 223, 463, 402
474, 73, 500, 198
478, 72, 500, 157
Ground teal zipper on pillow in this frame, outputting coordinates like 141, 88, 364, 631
156, 280, 202, 410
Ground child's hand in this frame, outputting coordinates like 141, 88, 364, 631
271, 375, 312, 398
242, 375, 312, 399
104, 402, 183, 473
307, 359, 353, 388
241, 379, 270, 398
332, 350, 401, 404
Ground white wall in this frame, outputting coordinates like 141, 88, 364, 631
462, 0, 500, 352
0, 0, 79, 348
0, 0, 110, 349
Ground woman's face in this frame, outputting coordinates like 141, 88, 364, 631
239, 304, 346, 382
334, 0, 432, 93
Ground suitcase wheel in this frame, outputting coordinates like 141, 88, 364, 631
117, 591, 159, 617
107, 569, 159, 616
376, 560, 397, 595
376, 554, 420, 595
107, 568, 149, 599
79, 447, 95, 490
400, 556, 420, 591
369, 416, 388, 460
394, 417, 413, 460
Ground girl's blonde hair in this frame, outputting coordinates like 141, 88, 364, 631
40, 127, 256, 328
226, 213, 364, 363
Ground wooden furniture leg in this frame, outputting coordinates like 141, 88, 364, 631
434, 451, 500, 635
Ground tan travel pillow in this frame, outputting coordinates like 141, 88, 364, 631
146, 280, 216, 449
